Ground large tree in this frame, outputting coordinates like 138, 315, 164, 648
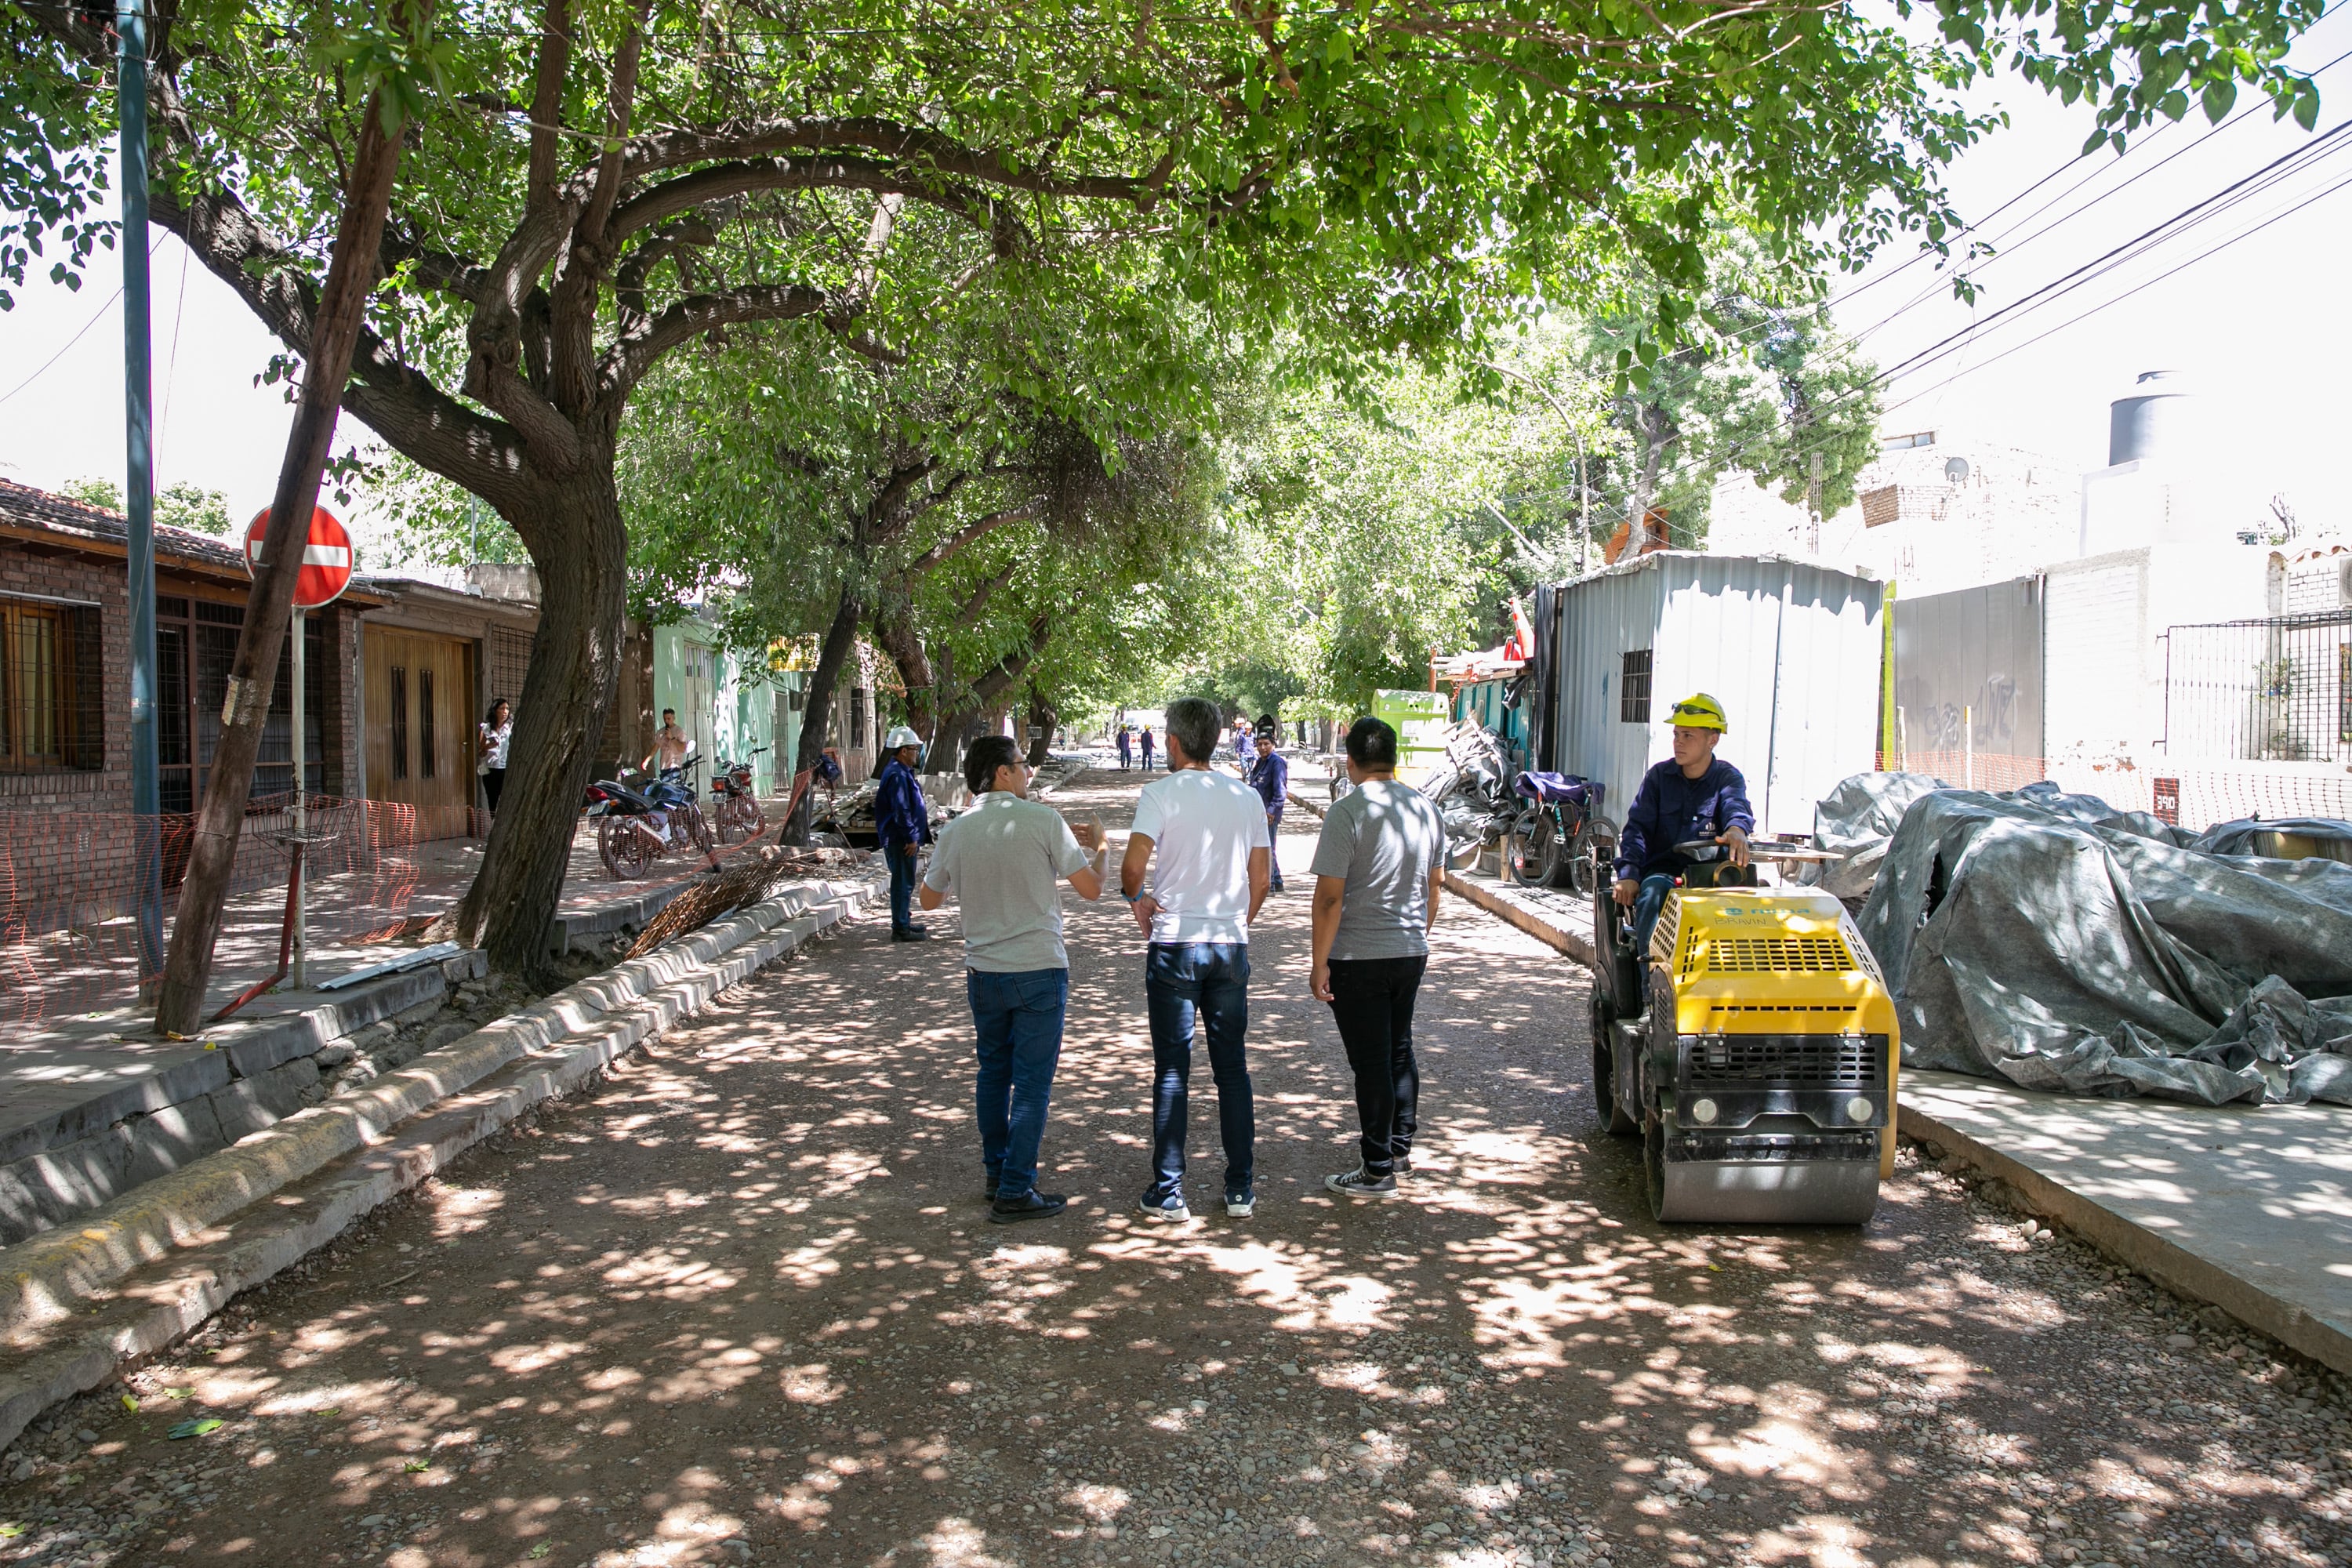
8, 0, 2324, 976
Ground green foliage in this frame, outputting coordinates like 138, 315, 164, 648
56, 476, 233, 534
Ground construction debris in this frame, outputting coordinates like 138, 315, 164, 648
624, 844, 867, 959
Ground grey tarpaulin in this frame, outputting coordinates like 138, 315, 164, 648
2190, 817, 2352, 858
1855, 784, 2352, 1105
1800, 771, 1948, 899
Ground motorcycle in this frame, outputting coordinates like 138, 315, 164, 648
582, 761, 717, 880
710, 746, 768, 844
1506, 771, 1615, 895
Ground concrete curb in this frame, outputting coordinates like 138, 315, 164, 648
1443, 871, 1598, 969
0, 873, 878, 1363
0, 878, 874, 1452
1896, 1099, 2352, 1375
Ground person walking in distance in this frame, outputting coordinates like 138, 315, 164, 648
1138, 724, 1155, 771
875, 726, 933, 942
1121, 697, 1271, 1221
1310, 716, 1448, 1199
476, 698, 513, 819
920, 735, 1110, 1224
1116, 724, 1134, 771
1244, 717, 1289, 894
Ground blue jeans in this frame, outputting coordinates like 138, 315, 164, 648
968, 968, 1069, 1200
1144, 942, 1254, 1201
1265, 813, 1283, 889
884, 842, 919, 932
1628, 872, 1678, 959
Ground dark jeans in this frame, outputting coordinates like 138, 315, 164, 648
1327, 955, 1428, 1179
1265, 813, 1283, 889
1144, 942, 1254, 1201
884, 842, 919, 931
1627, 872, 1677, 959
481, 767, 505, 815
1140, 747, 1154, 771
968, 967, 1069, 1200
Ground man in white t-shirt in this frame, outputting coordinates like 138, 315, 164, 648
1119, 697, 1271, 1222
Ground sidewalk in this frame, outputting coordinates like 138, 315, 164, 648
1441, 862, 2352, 1374
1, 811, 797, 1247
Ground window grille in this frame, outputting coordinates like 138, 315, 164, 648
0, 597, 103, 771
1620, 649, 1653, 724
419, 668, 437, 778
390, 666, 409, 779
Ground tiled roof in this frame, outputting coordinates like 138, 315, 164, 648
0, 477, 250, 575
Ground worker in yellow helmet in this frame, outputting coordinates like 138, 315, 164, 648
1610, 692, 1753, 956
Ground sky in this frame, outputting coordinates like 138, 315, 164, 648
2, 13, 2350, 551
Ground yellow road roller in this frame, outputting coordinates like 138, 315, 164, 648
1588, 839, 1899, 1225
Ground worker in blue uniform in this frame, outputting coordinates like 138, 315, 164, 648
1611, 692, 1752, 957
875, 726, 935, 941
1244, 717, 1290, 893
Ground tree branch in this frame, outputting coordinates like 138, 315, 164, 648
909, 500, 1043, 575
602, 282, 830, 394
524, 0, 572, 216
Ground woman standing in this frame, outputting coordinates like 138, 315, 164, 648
477, 699, 514, 818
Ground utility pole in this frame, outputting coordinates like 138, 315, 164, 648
1807, 451, 1824, 557
120, 0, 163, 993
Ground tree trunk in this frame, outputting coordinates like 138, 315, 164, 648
786, 582, 863, 843
872, 589, 935, 738
452, 462, 630, 978
1025, 683, 1055, 765
152, 90, 406, 1035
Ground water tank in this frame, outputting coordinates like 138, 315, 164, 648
2108, 369, 2192, 465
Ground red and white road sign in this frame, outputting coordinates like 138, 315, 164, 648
242, 506, 355, 608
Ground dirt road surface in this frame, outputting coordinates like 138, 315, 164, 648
4, 767, 2347, 1568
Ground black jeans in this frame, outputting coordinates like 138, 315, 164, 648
1326, 955, 1428, 1179
481, 767, 505, 814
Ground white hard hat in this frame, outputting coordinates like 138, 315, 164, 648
884, 725, 924, 751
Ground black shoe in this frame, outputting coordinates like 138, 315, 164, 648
989, 1191, 1069, 1225
1392, 1155, 1411, 1174
892, 926, 931, 942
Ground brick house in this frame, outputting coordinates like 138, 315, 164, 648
0, 478, 379, 819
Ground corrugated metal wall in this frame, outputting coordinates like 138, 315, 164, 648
1550, 554, 1885, 837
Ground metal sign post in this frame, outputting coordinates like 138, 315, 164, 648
121, 0, 163, 991
241, 506, 353, 993
290, 604, 306, 986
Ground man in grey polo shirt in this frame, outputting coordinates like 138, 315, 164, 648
920, 734, 1108, 1223
1308, 715, 1447, 1199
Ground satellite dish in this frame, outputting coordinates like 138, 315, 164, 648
1944, 456, 1971, 485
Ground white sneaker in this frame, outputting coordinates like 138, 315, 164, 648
1137, 1194, 1192, 1222
1225, 1191, 1255, 1219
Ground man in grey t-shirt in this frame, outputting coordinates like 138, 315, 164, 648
1308, 716, 1446, 1199
920, 735, 1108, 1224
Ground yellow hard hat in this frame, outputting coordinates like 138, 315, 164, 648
1668, 692, 1728, 733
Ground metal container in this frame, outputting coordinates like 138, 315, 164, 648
2109, 369, 2192, 466
1548, 553, 1886, 838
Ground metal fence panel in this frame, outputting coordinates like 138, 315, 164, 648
1890, 575, 2045, 775
2165, 612, 2352, 762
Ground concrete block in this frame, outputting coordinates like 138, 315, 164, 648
0, 1129, 139, 1247
206, 1058, 324, 1143
416, 1018, 474, 1054
38, 1051, 234, 1153
120, 1099, 230, 1189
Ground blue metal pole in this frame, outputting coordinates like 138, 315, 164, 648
120, 0, 163, 988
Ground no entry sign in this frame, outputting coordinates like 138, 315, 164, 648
242, 506, 355, 608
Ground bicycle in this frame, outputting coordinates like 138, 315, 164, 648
711, 746, 768, 844
1505, 771, 1615, 895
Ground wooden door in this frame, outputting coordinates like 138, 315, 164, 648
682, 639, 717, 778
365, 627, 477, 822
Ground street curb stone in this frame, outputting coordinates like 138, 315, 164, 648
0, 870, 880, 1450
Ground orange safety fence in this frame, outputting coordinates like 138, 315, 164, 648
1873, 753, 2352, 833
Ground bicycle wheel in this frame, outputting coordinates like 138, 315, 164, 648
1569, 817, 1619, 899
684, 804, 717, 855
1512, 811, 1563, 887
714, 794, 755, 844
600, 818, 655, 880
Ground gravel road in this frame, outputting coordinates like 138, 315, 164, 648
2, 765, 2346, 1568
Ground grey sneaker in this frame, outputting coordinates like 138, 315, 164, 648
1137, 1193, 1192, 1222
1392, 1155, 1412, 1175
1326, 1167, 1398, 1198
1225, 1190, 1255, 1219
